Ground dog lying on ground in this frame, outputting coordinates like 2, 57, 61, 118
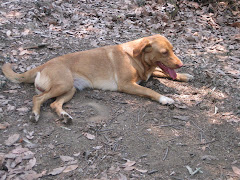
2, 34, 193, 124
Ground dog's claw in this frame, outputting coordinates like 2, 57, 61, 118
60, 112, 73, 124
30, 112, 39, 123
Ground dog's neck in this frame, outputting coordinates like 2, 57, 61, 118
120, 43, 154, 81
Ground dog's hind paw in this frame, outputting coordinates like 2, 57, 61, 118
30, 112, 39, 123
159, 96, 174, 105
60, 112, 73, 124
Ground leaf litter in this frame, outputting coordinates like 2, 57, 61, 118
0, 0, 240, 179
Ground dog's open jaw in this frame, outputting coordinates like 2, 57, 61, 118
157, 62, 177, 80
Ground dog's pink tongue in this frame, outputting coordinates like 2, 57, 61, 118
157, 62, 177, 80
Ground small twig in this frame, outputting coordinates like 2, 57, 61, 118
190, 120, 204, 132
200, 132, 203, 142
96, 129, 114, 132
137, 109, 141, 122
148, 169, 158, 175
162, 147, 169, 161
154, 124, 184, 129
103, 134, 110, 142
60, 126, 71, 131
166, 136, 182, 142
24, 43, 49, 50
106, 107, 124, 126
196, 138, 216, 145
186, 165, 203, 176
142, 112, 146, 118
159, 124, 175, 127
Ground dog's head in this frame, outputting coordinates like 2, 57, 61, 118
133, 35, 183, 80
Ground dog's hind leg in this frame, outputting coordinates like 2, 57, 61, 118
50, 87, 76, 124
30, 84, 73, 123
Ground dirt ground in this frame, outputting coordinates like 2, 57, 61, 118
0, 0, 240, 179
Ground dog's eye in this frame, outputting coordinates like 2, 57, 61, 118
160, 49, 168, 55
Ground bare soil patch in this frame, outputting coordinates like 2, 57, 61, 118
0, 0, 240, 179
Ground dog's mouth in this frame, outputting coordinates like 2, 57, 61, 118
157, 62, 177, 80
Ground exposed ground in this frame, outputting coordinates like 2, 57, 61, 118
0, 0, 240, 179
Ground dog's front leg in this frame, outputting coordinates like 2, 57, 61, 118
152, 68, 194, 82
119, 83, 174, 105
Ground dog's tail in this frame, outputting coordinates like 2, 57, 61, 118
2, 63, 41, 83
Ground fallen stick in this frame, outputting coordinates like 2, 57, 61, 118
162, 147, 169, 161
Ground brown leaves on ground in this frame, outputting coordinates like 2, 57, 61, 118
48, 155, 78, 176
0, 146, 45, 179
232, 166, 240, 176
83, 132, 96, 140
0, 122, 10, 130
4, 134, 20, 146
0, 0, 240, 179
1, 146, 79, 179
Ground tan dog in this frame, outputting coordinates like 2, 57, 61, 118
2, 35, 193, 123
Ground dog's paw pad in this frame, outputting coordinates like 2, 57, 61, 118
61, 112, 73, 124
159, 96, 174, 105
30, 112, 39, 123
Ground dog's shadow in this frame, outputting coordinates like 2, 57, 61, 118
140, 77, 179, 95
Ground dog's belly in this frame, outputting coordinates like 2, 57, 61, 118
74, 77, 118, 91
73, 77, 92, 90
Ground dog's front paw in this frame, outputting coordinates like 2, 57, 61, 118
60, 112, 73, 124
179, 73, 194, 82
185, 73, 194, 81
159, 96, 174, 105
30, 112, 40, 123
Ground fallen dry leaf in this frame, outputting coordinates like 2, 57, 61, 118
19, 49, 32, 56
83, 133, 95, 140
20, 170, 47, 180
63, 164, 78, 173
0, 122, 10, 130
7, 104, 15, 111
48, 166, 66, 176
201, 155, 218, 161
13, 156, 23, 168
5, 134, 20, 146
25, 157, 36, 170
173, 116, 189, 121
12, 146, 29, 154
122, 160, 136, 167
232, 166, 240, 176
73, 152, 80, 157
60, 155, 74, 162
6, 30, 11, 37
17, 107, 29, 112
123, 166, 136, 171
0, 153, 4, 168
93, 145, 103, 150
135, 168, 148, 173
109, 166, 120, 173
118, 173, 127, 180
231, 22, 240, 28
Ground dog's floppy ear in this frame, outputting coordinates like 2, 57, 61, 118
133, 38, 152, 57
